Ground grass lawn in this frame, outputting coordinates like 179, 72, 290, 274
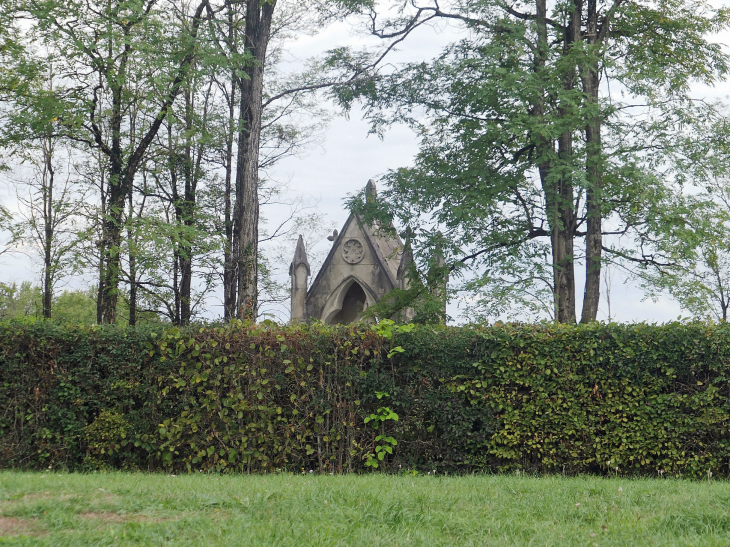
1, 472, 730, 546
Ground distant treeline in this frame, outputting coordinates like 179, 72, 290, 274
0, 283, 159, 326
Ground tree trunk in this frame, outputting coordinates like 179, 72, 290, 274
98, 80, 126, 324
173, 249, 180, 324
552, 0, 582, 324
96, 164, 106, 324
232, 0, 276, 320
179, 255, 192, 323
223, 6, 237, 321
554, 123, 576, 323
581, 99, 602, 322
168, 122, 182, 325
99, 183, 125, 324
580, 0, 603, 323
42, 139, 54, 319
127, 190, 137, 326
534, 0, 576, 323
552, 207, 576, 323
179, 88, 196, 325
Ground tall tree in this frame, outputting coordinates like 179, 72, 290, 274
13, 0, 213, 323
13, 137, 85, 319
640, 168, 730, 321
230, 0, 275, 319
210, 0, 416, 320
347, 0, 729, 323
2, 62, 87, 320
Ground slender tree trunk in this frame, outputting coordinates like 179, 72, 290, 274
99, 182, 125, 324
232, 0, 276, 320
554, 128, 576, 323
552, 0, 582, 324
179, 88, 195, 325
534, 0, 573, 322
180, 255, 191, 323
168, 122, 183, 325
98, 25, 134, 324
97, 163, 106, 324
581, 94, 602, 322
552, 206, 576, 322
98, 80, 126, 324
580, 0, 603, 323
223, 6, 237, 321
173, 251, 180, 324
127, 190, 137, 326
42, 138, 54, 319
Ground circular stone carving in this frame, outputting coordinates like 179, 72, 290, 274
342, 238, 365, 264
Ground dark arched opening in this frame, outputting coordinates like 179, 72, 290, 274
330, 282, 367, 324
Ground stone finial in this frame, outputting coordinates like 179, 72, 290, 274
396, 247, 413, 285
290, 235, 310, 323
365, 179, 377, 204
289, 234, 310, 276
326, 229, 339, 242
433, 235, 449, 286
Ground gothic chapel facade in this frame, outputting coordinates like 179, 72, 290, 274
289, 180, 414, 324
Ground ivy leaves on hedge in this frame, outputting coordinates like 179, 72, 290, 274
3, 319, 730, 477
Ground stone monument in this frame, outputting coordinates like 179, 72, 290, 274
289, 180, 414, 324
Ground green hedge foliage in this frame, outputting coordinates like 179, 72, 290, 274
2, 320, 730, 477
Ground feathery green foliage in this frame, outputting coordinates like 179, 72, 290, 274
345, 0, 730, 323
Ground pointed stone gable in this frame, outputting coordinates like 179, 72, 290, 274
307, 223, 404, 326
289, 180, 411, 324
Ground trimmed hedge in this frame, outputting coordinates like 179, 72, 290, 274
2, 320, 730, 477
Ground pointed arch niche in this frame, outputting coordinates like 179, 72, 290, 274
321, 277, 378, 325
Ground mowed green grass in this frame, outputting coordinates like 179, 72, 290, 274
1, 472, 730, 546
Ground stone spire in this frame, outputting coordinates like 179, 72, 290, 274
365, 179, 377, 204
289, 235, 310, 322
